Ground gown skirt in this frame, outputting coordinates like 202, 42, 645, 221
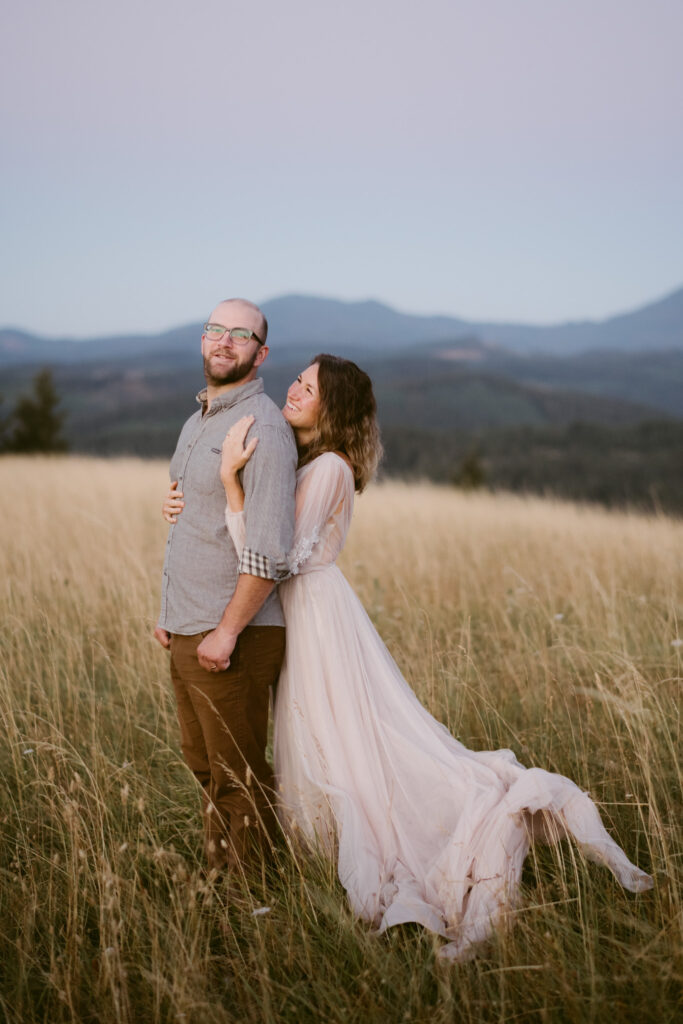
229, 451, 652, 962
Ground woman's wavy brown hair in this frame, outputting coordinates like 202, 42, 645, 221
297, 354, 383, 492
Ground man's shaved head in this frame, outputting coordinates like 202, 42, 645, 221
213, 298, 268, 345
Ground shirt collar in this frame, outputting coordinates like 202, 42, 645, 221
196, 377, 265, 416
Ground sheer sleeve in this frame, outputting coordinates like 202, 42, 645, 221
224, 452, 354, 575
287, 453, 354, 574
224, 509, 246, 556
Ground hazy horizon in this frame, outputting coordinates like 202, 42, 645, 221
1, 281, 682, 343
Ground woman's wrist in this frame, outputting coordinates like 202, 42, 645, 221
222, 473, 245, 512
221, 471, 238, 490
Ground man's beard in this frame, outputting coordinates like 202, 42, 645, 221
203, 348, 259, 387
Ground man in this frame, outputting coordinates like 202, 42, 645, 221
154, 298, 297, 871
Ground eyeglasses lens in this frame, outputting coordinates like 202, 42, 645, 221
203, 324, 256, 345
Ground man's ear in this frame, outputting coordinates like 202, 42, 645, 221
254, 344, 269, 368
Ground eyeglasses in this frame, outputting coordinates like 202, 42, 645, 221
203, 323, 263, 346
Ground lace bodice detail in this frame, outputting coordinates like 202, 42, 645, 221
225, 452, 355, 575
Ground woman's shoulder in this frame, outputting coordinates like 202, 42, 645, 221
298, 451, 355, 485
311, 451, 353, 473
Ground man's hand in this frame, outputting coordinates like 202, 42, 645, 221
197, 626, 238, 673
162, 480, 185, 524
153, 626, 171, 649
197, 575, 274, 673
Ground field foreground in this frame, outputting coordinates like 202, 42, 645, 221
0, 456, 681, 1024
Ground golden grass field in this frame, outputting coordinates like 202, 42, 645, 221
1, 455, 681, 1023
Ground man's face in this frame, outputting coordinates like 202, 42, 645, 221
201, 300, 267, 387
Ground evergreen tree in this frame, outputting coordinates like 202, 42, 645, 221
0, 396, 8, 453
452, 451, 486, 490
7, 368, 69, 453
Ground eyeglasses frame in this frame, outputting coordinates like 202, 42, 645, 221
202, 323, 264, 347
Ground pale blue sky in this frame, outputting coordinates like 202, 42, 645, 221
2, 0, 682, 337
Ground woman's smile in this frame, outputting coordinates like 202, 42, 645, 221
282, 363, 321, 443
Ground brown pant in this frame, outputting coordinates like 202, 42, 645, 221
170, 626, 285, 870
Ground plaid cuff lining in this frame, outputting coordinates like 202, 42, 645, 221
239, 546, 290, 581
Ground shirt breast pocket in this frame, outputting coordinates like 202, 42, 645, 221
190, 446, 224, 498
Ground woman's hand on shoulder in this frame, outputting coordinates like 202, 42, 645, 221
162, 481, 184, 523
221, 415, 258, 484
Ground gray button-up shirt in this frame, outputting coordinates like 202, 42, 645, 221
158, 378, 297, 634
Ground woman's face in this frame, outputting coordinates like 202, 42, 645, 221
283, 363, 321, 442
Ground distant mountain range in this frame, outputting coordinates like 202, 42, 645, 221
2, 287, 681, 511
2, 285, 683, 368
1, 334, 679, 453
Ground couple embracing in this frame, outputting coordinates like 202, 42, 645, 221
155, 298, 651, 962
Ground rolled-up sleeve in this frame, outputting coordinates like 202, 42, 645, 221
238, 421, 297, 581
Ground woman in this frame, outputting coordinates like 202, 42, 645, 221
163, 354, 652, 961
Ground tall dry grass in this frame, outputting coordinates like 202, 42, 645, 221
0, 455, 680, 1023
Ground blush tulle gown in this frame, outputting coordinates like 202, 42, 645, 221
227, 452, 653, 961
